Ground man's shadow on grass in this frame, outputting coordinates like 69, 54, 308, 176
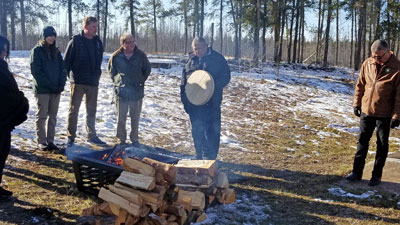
218, 161, 400, 224
0, 198, 77, 225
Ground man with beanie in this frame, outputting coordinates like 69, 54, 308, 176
64, 16, 105, 147
30, 26, 66, 151
347, 39, 400, 186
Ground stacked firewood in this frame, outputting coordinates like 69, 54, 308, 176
78, 158, 235, 225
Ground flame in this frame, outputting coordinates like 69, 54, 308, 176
102, 148, 125, 166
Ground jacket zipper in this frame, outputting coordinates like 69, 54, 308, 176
368, 64, 385, 114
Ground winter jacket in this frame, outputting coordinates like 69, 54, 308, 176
180, 48, 231, 116
30, 42, 67, 94
64, 31, 103, 86
0, 59, 29, 132
108, 47, 151, 101
353, 53, 400, 119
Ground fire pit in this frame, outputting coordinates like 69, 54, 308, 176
71, 145, 180, 195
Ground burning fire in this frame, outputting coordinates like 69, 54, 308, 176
102, 147, 125, 166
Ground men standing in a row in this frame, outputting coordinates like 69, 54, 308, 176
348, 39, 400, 186
180, 37, 231, 160
64, 16, 105, 147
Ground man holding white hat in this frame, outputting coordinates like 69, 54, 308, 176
180, 37, 231, 160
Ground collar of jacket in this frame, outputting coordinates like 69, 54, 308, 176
368, 51, 400, 69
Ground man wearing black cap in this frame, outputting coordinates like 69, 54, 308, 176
30, 26, 66, 151
64, 16, 105, 147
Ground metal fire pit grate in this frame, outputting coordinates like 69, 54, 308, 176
71, 145, 180, 195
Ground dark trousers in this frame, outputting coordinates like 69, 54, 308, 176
189, 109, 221, 160
0, 130, 11, 183
352, 114, 391, 178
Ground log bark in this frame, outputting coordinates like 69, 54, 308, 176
98, 188, 141, 217
142, 158, 177, 184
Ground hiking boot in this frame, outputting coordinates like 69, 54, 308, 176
0, 187, 12, 196
38, 143, 48, 151
368, 177, 381, 186
346, 172, 362, 181
47, 142, 59, 151
67, 139, 74, 148
88, 136, 106, 145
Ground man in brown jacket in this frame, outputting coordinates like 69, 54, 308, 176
347, 39, 400, 186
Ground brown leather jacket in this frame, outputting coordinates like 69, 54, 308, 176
353, 53, 400, 119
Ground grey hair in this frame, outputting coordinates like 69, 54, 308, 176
371, 40, 389, 53
120, 33, 134, 46
192, 36, 208, 48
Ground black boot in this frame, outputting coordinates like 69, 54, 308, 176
346, 172, 362, 181
0, 187, 12, 196
368, 177, 381, 186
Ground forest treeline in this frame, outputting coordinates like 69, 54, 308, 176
0, 0, 398, 70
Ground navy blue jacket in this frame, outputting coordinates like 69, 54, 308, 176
64, 31, 103, 86
181, 48, 231, 117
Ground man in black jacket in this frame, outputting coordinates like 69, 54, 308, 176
64, 16, 105, 147
0, 36, 29, 199
180, 37, 231, 160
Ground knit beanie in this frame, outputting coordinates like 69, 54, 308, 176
43, 26, 57, 39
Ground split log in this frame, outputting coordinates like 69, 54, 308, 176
216, 172, 229, 189
82, 202, 113, 216
109, 203, 120, 216
195, 212, 207, 222
148, 213, 168, 225
224, 188, 236, 204
215, 189, 226, 204
178, 190, 205, 210
142, 158, 177, 184
167, 215, 176, 222
116, 171, 156, 191
98, 188, 141, 217
176, 160, 217, 177
123, 157, 156, 177
155, 173, 170, 188
176, 173, 212, 186
125, 214, 140, 225
140, 205, 151, 217
115, 208, 128, 225
164, 185, 179, 203
114, 183, 162, 204
163, 205, 186, 217
108, 185, 144, 207
176, 209, 187, 225
174, 194, 192, 212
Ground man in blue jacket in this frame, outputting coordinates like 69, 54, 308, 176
180, 37, 231, 160
64, 16, 105, 147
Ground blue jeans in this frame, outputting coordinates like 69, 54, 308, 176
189, 108, 221, 160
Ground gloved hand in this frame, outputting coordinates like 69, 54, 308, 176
353, 106, 361, 117
390, 119, 400, 128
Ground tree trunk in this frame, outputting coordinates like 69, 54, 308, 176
129, 0, 136, 38
300, 0, 305, 62
219, 0, 223, 53
238, 0, 243, 59
253, 0, 261, 65
97, 0, 101, 39
350, 6, 354, 68
323, 0, 332, 67
103, 0, 108, 49
193, 0, 199, 37
183, 0, 188, 54
278, 0, 286, 62
19, 0, 26, 49
292, 0, 299, 64
315, 0, 322, 63
262, 0, 267, 62
288, 0, 295, 63
273, 0, 280, 62
68, 0, 72, 38
10, 1, 15, 50
354, 1, 365, 70
0, 0, 7, 37
200, 0, 205, 37
335, 0, 339, 65
153, 0, 157, 52
374, 0, 381, 40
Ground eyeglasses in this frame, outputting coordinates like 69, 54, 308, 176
373, 50, 388, 60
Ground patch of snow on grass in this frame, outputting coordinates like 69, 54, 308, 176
328, 187, 376, 199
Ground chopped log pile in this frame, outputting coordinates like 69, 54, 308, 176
77, 158, 235, 225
